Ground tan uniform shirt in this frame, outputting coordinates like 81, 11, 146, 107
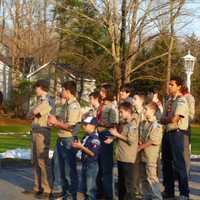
154, 100, 163, 122
58, 96, 81, 138
184, 93, 195, 121
132, 105, 145, 127
32, 96, 51, 128
164, 96, 189, 132
116, 119, 138, 164
139, 117, 163, 163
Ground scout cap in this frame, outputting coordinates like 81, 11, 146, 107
82, 116, 97, 126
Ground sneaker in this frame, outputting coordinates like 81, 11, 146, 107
178, 196, 189, 200
22, 190, 42, 195
134, 194, 143, 200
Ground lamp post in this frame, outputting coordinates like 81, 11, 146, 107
183, 50, 196, 92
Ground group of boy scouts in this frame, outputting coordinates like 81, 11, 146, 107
24, 76, 195, 200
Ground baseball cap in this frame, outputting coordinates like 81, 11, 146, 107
82, 116, 97, 126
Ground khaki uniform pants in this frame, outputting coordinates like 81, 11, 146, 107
133, 154, 143, 196
183, 134, 190, 177
32, 132, 51, 193
140, 162, 162, 200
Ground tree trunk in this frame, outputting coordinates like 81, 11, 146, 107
120, 0, 127, 86
114, 62, 121, 93
166, 0, 175, 93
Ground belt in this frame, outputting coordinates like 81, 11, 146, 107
166, 129, 188, 134
32, 127, 50, 133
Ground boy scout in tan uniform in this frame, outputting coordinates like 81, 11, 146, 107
27, 80, 52, 198
57, 96, 81, 138
48, 81, 81, 200
132, 94, 145, 198
107, 102, 138, 200
184, 92, 195, 175
138, 102, 163, 200
161, 77, 190, 200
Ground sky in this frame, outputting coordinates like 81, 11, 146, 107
0, 0, 200, 38
179, 0, 200, 38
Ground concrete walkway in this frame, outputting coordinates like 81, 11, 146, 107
0, 160, 200, 200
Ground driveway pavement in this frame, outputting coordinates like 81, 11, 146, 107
0, 160, 199, 200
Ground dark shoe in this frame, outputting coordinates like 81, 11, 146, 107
96, 193, 105, 199
162, 194, 176, 200
35, 192, 50, 199
50, 192, 64, 199
162, 191, 175, 199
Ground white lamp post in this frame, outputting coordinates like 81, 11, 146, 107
183, 50, 196, 92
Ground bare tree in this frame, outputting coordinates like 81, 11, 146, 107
51, 0, 186, 91
1, 0, 59, 87
158, 0, 186, 92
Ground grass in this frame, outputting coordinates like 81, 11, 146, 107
0, 125, 31, 133
0, 124, 83, 153
190, 127, 200, 155
0, 124, 200, 154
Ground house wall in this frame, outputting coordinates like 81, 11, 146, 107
77, 79, 96, 102
28, 64, 96, 105
0, 61, 11, 100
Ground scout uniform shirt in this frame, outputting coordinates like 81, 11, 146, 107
32, 95, 52, 128
58, 96, 81, 138
81, 132, 101, 164
116, 119, 138, 164
132, 105, 145, 127
164, 95, 189, 132
184, 93, 195, 121
154, 100, 163, 122
139, 116, 163, 163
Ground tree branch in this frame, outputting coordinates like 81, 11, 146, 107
126, 52, 169, 78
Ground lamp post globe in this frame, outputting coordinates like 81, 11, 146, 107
183, 50, 196, 92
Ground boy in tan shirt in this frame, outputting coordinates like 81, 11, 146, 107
105, 101, 138, 200
138, 102, 163, 200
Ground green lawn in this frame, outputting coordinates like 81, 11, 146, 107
190, 127, 200, 155
0, 124, 200, 154
0, 124, 83, 153
0, 125, 58, 152
0, 125, 31, 133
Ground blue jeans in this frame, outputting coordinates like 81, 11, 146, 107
52, 137, 78, 200
96, 138, 113, 200
81, 161, 99, 200
162, 131, 189, 197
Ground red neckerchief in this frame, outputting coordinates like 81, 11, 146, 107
166, 97, 173, 117
166, 94, 182, 117
96, 101, 104, 123
156, 100, 162, 107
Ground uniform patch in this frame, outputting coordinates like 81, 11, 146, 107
177, 97, 186, 105
91, 139, 100, 146
70, 103, 79, 110
152, 122, 161, 129
128, 125, 137, 133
